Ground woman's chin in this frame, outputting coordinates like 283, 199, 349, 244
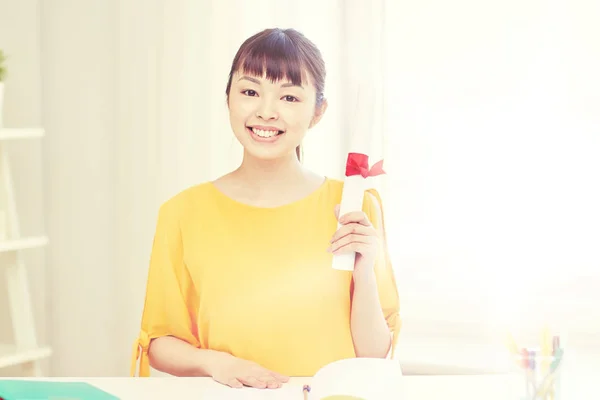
243, 145, 298, 162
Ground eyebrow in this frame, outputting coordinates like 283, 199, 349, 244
238, 76, 261, 85
238, 76, 304, 89
281, 82, 304, 89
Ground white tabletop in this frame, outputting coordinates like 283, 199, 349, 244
2, 372, 590, 400
1, 348, 596, 399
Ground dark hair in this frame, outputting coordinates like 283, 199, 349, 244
225, 28, 326, 161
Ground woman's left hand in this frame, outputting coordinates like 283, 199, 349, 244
328, 204, 379, 273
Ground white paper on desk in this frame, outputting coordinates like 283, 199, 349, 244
309, 358, 404, 400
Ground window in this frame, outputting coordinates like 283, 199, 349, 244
383, 0, 600, 357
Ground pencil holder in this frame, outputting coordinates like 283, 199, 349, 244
512, 348, 563, 400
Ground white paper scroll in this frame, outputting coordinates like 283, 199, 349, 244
332, 174, 367, 271
332, 86, 378, 272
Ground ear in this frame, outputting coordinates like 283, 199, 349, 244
309, 98, 328, 129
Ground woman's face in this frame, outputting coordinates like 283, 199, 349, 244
228, 69, 326, 161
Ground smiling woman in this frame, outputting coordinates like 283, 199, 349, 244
224, 28, 327, 162
130, 28, 400, 390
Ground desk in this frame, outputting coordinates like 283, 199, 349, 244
1, 373, 591, 399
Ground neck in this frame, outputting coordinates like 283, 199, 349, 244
233, 151, 307, 188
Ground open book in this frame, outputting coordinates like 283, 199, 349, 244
205, 357, 404, 399
305, 358, 404, 399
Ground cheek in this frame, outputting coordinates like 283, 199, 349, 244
229, 105, 243, 123
282, 105, 315, 130
229, 96, 254, 121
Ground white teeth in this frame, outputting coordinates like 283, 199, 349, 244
252, 127, 280, 138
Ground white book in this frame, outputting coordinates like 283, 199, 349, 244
204, 358, 404, 400
306, 358, 404, 399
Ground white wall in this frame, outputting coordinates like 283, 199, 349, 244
1, 0, 121, 378
0, 0, 47, 375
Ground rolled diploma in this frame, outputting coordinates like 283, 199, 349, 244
332, 81, 375, 271
331, 174, 366, 271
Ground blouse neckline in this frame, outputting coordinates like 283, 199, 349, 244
207, 177, 331, 211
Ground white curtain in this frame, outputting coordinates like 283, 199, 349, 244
383, 0, 600, 352
114, 0, 388, 376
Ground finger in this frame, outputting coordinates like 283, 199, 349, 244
239, 376, 267, 389
227, 378, 243, 388
334, 204, 341, 219
339, 211, 371, 226
266, 380, 281, 389
330, 223, 376, 245
331, 240, 375, 256
257, 374, 279, 386
269, 371, 290, 382
329, 234, 374, 254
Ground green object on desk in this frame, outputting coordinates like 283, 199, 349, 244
0, 380, 119, 400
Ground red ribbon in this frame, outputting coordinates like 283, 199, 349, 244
345, 152, 386, 178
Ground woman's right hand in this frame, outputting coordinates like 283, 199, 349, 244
209, 353, 290, 389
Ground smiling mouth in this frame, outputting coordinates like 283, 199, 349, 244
247, 126, 285, 138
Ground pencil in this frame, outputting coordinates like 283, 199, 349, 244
303, 384, 311, 400
541, 327, 552, 376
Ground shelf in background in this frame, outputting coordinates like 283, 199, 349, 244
0, 236, 48, 253
0, 344, 52, 369
0, 128, 45, 141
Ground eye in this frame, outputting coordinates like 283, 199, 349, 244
282, 95, 299, 102
242, 89, 258, 97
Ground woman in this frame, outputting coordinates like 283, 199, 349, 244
130, 28, 400, 390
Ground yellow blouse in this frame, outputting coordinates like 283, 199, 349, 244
130, 178, 400, 377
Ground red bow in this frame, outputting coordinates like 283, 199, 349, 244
345, 152, 386, 178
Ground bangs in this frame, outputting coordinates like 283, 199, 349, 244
226, 28, 326, 104
234, 33, 308, 86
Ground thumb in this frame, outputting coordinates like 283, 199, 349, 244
334, 204, 341, 219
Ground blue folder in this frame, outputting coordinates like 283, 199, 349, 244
0, 380, 119, 400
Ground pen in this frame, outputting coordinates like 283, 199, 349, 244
521, 348, 531, 399
541, 337, 563, 400
536, 368, 560, 399
550, 337, 562, 400
540, 327, 552, 399
536, 352, 563, 400
529, 349, 537, 398
505, 332, 524, 370
303, 384, 311, 400
552, 336, 560, 355
541, 327, 552, 372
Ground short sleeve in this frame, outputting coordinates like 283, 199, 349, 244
363, 189, 402, 359
130, 202, 200, 377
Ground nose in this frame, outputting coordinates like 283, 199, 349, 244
255, 96, 279, 120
